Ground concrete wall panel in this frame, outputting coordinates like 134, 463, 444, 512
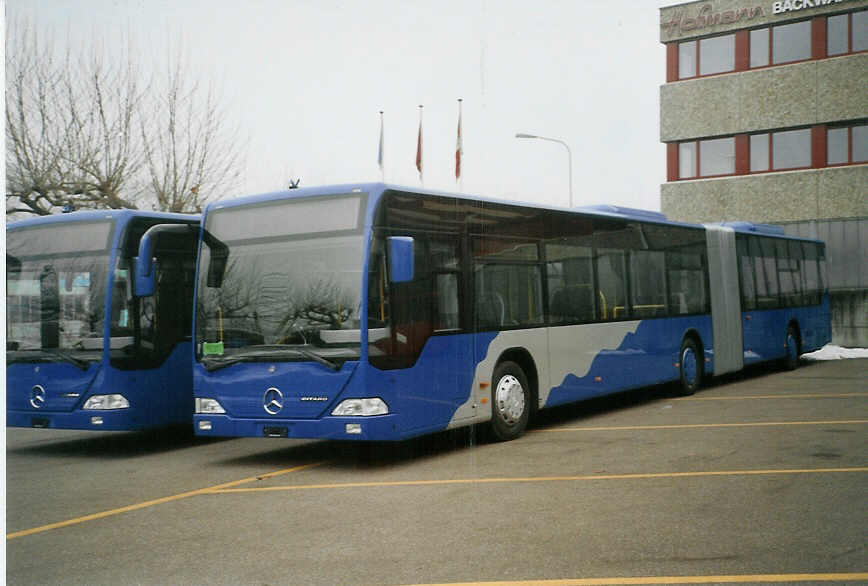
661, 53, 868, 141
661, 165, 867, 223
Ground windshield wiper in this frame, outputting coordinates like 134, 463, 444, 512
6, 348, 91, 370
202, 345, 340, 372
46, 349, 91, 370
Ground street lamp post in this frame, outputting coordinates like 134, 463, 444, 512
515, 133, 573, 208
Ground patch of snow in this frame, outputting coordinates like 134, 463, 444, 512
802, 345, 868, 361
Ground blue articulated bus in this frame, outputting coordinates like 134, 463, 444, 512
7, 210, 200, 431
191, 183, 830, 441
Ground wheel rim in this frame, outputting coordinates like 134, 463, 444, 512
495, 375, 525, 426
682, 347, 698, 387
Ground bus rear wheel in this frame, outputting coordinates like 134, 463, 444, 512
489, 361, 530, 441
678, 338, 703, 396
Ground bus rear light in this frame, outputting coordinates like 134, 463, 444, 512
83, 394, 130, 410
331, 398, 388, 417
195, 398, 226, 414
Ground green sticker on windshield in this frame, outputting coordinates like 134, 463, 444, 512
202, 341, 225, 356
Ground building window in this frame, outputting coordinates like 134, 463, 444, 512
773, 20, 812, 64
750, 28, 770, 68
750, 134, 770, 172
751, 129, 813, 173
856, 11, 868, 52
678, 34, 735, 79
673, 123, 864, 182
750, 20, 811, 68
827, 123, 868, 165
828, 10, 868, 56
700, 34, 735, 76
679, 142, 696, 179
773, 128, 811, 169
749, 129, 813, 171
678, 137, 735, 179
700, 137, 735, 176
679, 40, 696, 78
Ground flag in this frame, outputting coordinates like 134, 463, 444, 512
377, 111, 384, 178
455, 99, 463, 181
416, 106, 423, 183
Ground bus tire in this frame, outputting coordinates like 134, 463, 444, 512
489, 361, 531, 441
678, 338, 703, 396
784, 325, 800, 371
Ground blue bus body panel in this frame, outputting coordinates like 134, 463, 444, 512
194, 332, 498, 441
741, 296, 831, 364
545, 316, 713, 408
7, 342, 194, 431
7, 362, 102, 414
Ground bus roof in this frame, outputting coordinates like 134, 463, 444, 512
201, 182, 821, 242
204, 182, 684, 224
7, 209, 199, 231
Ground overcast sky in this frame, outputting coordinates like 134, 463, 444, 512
9, 0, 673, 211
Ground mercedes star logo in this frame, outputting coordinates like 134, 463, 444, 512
30, 385, 46, 409
263, 387, 284, 415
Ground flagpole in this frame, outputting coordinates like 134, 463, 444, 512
378, 110, 385, 182
416, 105, 424, 186
456, 98, 463, 192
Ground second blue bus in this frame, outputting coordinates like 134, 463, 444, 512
6, 210, 199, 431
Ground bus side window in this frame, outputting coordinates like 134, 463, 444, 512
545, 241, 594, 324
737, 236, 757, 310
596, 249, 627, 320
435, 273, 459, 330
429, 238, 461, 331
802, 242, 821, 305
630, 250, 666, 318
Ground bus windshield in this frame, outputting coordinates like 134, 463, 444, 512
195, 194, 367, 369
6, 221, 115, 363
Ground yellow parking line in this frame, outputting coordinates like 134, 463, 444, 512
535, 420, 868, 433
676, 392, 868, 401
6, 461, 323, 540
210, 466, 868, 494
406, 573, 868, 585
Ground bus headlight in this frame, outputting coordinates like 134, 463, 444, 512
195, 398, 226, 414
83, 394, 130, 410
331, 398, 389, 416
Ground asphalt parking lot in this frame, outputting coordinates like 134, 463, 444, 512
5, 358, 868, 586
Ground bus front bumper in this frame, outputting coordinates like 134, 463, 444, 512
193, 414, 401, 441
7, 409, 146, 431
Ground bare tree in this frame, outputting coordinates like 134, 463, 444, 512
5, 21, 243, 218
139, 49, 243, 213
5, 24, 144, 216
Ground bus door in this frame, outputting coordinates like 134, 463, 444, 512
131, 224, 199, 423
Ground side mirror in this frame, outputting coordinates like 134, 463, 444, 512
135, 224, 198, 297
388, 236, 414, 283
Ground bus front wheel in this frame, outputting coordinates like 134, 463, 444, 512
489, 361, 530, 441
678, 338, 703, 396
